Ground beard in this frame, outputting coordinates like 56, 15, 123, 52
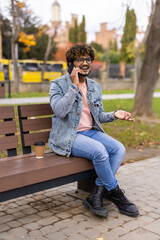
78, 70, 91, 77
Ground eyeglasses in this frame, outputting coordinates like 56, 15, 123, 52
76, 57, 92, 64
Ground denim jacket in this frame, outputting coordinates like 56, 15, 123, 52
48, 73, 117, 157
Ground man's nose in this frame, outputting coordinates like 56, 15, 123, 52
82, 60, 88, 64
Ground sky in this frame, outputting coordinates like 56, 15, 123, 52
0, 0, 153, 43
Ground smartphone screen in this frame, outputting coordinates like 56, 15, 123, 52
68, 63, 75, 74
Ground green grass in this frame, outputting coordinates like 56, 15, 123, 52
102, 98, 160, 148
5, 88, 160, 98
5, 92, 49, 98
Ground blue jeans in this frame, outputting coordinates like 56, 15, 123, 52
71, 130, 126, 191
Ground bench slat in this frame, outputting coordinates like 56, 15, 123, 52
23, 131, 50, 146
0, 106, 15, 120
0, 121, 17, 135
22, 117, 52, 132
0, 135, 18, 150
19, 104, 53, 117
0, 152, 94, 192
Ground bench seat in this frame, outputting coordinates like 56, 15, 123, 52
0, 151, 95, 202
0, 104, 96, 202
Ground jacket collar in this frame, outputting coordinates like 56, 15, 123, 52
86, 78, 95, 92
66, 73, 95, 92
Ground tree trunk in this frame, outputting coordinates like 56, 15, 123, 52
11, 0, 20, 93
11, 40, 20, 92
0, 18, 2, 59
132, 0, 160, 116
41, 29, 57, 81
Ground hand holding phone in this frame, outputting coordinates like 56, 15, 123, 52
68, 63, 80, 87
68, 63, 75, 74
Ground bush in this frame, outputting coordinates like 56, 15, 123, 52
109, 50, 120, 64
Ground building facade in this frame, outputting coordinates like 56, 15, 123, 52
95, 23, 116, 49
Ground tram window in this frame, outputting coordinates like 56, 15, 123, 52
23, 63, 40, 71
49, 64, 63, 72
39, 63, 51, 71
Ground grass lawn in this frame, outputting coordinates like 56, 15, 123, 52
102, 98, 160, 148
5, 88, 160, 98
1, 98, 160, 158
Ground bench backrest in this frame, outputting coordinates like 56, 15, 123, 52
18, 104, 53, 154
0, 106, 18, 157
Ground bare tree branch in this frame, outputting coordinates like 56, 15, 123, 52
41, 28, 57, 81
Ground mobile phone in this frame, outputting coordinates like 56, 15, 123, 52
68, 63, 75, 74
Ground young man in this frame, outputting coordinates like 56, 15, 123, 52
49, 43, 139, 218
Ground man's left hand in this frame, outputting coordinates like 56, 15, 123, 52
114, 110, 135, 122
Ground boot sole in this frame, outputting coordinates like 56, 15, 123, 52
110, 201, 139, 217
83, 200, 108, 218
119, 209, 139, 217
104, 196, 139, 218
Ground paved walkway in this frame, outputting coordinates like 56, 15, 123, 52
0, 157, 160, 240
0, 92, 160, 105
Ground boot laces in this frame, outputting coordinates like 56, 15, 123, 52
94, 193, 103, 207
117, 188, 132, 206
92, 186, 104, 207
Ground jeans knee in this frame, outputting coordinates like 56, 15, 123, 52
92, 144, 109, 165
118, 143, 126, 156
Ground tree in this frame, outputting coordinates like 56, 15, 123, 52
120, 7, 137, 63
69, 15, 86, 44
90, 42, 107, 62
78, 15, 86, 43
132, 0, 160, 117
108, 50, 120, 64
7, 0, 38, 92
113, 39, 118, 52
18, 31, 36, 52
109, 39, 118, 52
91, 42, 104, 53
30, 32, 56, 60
41, 29, 57, 81
1, 15, 12, 59
69, 19, 78, 44
17, 4, 42, 58
10, 0, 21, 93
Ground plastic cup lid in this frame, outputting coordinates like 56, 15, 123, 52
34, 141, 45, 146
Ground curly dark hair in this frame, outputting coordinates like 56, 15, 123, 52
65, 43, 95, 66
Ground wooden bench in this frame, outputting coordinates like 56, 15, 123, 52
0, 106, 18, 157
0, 104, 96, 202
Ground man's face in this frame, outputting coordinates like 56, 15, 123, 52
73, 54, 92, 77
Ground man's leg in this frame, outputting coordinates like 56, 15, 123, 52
88, 130, 125, 176
86, 130, 139, 217
71, 132, 118, 191
71, 132, 118, 218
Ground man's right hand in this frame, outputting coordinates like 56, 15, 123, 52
70, 67, 80, 87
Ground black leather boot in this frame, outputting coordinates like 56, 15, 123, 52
83, 186, 108, 218
104, 185, 139, 217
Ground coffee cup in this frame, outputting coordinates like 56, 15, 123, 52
34, 142, 45, 159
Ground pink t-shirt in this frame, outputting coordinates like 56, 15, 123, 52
77, 81, 93, 132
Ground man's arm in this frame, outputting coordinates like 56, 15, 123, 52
114, 110, 135, 122
97, 84, 135, 123
49, 81, 79, 118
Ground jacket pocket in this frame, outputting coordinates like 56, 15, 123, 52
90, 99, 100, 116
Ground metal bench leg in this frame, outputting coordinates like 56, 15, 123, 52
77, 176, 96, 193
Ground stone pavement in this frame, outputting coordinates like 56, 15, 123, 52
0, 157, 160, 240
